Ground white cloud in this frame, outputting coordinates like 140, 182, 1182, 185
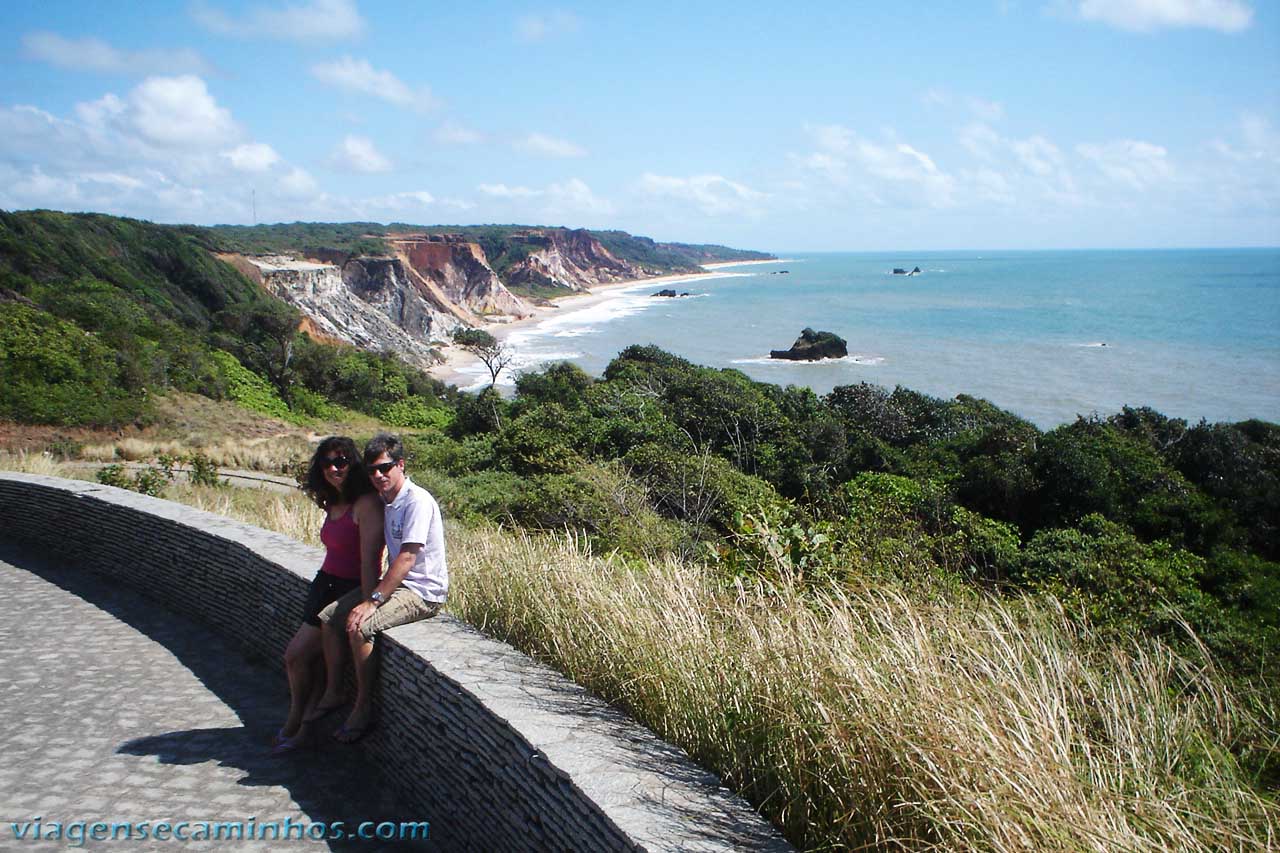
545, 178, 613, 215
1075, 0, 1253, 32
0, 84, 324, 223
434, 121, 484, 145
360, 190, 436, 211
637, 173, 766, 216
224, 142, 281, 172
478, 183, 541, 198
133, 76, 239, 147
1213, 113, 1280, 164
515, 132, 587, 158
331, 135, 392, 172
922, 88, 1004, 121
798, 124, 957, 207
516, 10, 581, 42
476, 178, 612, 222
1076, 139, 1173, 189
278, 167, 319, 197
21, 32, 214, 76
1011, 135, 1064, 177
311, 56, 438, 112
190, 0, 366, 40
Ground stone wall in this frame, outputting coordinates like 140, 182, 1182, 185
0, 473, 790, 852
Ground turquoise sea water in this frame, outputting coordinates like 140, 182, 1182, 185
470, 249, 1280, 429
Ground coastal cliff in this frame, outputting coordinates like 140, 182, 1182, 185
224, 235, 535, 369
503, 228, 640, 293
390, 236, 533, 318
224, 253, 458, 369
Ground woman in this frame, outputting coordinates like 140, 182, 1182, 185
273, 436, 384, 754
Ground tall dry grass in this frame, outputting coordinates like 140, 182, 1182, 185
78, 435, 312, 473
1, 452, 1274, 849
450, 529, 1277, 851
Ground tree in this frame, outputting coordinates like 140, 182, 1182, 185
451, 327, 513, 387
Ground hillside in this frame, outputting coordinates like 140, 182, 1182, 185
0, 209, 773, 427
1, 207, 1276, 849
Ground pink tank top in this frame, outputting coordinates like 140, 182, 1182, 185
319, 506, 363, 580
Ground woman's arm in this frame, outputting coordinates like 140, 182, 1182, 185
353, 493, 386, 598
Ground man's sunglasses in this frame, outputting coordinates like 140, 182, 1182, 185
368, 461, 399, 475
323, 456, 350, 470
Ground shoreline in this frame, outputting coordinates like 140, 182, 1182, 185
428, 268, 750, 388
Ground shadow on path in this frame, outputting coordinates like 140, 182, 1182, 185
0, 541, 430, 851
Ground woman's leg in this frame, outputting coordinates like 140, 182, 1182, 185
281, 624, 322, 737
310, 618, 349, 713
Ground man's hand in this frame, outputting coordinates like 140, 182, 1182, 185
346, 599, 378, 636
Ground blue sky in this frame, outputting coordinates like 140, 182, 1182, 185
1, 0, 1277, 251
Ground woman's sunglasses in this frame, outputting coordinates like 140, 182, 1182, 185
368, 461, 399, 475
323, 456, 350, 470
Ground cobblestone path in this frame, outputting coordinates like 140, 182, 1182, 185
0, 544, 428, 851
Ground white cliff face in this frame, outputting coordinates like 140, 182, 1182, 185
242, 255, 462, 370
504, 230, 641, 293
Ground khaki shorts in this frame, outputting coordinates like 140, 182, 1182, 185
317, 586, 441, 641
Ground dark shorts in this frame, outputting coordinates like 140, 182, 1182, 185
302, 571, 362, 627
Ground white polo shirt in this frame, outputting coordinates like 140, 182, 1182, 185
384, 476, 448, 603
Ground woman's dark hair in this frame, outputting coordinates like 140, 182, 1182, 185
303, 436, 376, 509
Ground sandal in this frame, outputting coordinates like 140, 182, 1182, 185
332, 720, 375, 744
271, 728, 316, 756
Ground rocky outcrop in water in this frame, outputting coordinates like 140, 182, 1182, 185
769, 328, 848, 361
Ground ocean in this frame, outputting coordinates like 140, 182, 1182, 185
462, 249, 1280, 429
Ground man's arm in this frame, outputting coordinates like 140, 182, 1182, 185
354, 493, 385, 598
346, 543, 422, 634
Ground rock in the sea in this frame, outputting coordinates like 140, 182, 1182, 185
651, 289, 691, 297
769, 328, 848, 361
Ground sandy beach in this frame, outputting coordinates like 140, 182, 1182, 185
427, 264, 790, 388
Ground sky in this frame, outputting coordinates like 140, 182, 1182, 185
1, 0, 1277, 251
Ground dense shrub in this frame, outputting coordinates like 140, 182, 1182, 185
0, 302, 147, 425
511, 462, 689, 556
209, 350, 291, 420
623, 441, 784, 531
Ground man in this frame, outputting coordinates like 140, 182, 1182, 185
309, 433, 447, 742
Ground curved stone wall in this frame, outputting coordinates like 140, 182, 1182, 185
0, 473, 790, 852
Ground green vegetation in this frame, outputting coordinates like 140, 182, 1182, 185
2, 208, 1276, 849
205, 221, 391, 256
202, 221, 772, 280
0, 210, 453, 429
417, 348, 1279, 793
4, 449, 1273, 850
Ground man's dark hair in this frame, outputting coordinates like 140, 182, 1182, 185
364, 433, 405, 466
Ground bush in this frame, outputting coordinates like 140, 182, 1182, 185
493, 403, 584, 475
0, 302, 148, 426
209, 350, 291, 420
512, 463, 689, 556
624, 442, 784, 531
379, 396, 452, 430
414, 469, 526, 525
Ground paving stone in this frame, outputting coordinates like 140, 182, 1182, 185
0, 548, 425, 852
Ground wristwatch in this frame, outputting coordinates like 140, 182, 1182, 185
370, 591, 384, 606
